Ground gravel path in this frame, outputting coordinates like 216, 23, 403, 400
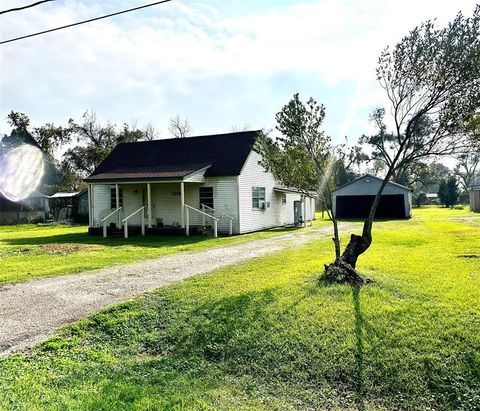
0, 224, 349, 356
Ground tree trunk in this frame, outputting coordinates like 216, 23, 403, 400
324, 175, 392, 286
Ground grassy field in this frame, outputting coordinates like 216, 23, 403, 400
0, 220, 328, 284
0, 208, 479, 410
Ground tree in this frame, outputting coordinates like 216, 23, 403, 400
2, 111, 71, 192
231, 123, 251, 132
453, 152, 480, 195
2, 110, 157, 192
415, 192, 428, 207
64, 111, 156, 180
337, 7, 479, 280
255, 93, 362, 281
168, 115, 192, 138
438, 177, 459, 206
258, 6, 480, 285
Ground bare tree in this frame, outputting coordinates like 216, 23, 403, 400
231, 123, 251, 132
331, 6, 480, 283
168, 115, 192, 138
454, 152, 480, 194
258, 7, 480, 285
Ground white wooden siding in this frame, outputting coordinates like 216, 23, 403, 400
89, 149, 314, 234
90, 179, 239, 233
202, 176, 240, 233
91, 185, 112, 226
238, 151, 305, 232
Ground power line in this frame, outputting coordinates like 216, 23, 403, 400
0, 0, 173, 45
0, 0, 55, 15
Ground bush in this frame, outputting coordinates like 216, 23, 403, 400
30, 216, 45, 224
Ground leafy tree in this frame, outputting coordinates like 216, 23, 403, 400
438, 179, 448, 206
1, 111, 71, 191
2, 110, 157, 193
65, 111, 157, 180
438, 177, 459, 207
415, 192, 428, 207
255, 94, 365, 281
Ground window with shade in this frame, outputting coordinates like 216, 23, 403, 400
110, 187, 123, 209
199, 187, 214, 209
252, 187, 266, 209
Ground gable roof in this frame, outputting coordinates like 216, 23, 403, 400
332, 174, 410, 193
86, 131, 259, 182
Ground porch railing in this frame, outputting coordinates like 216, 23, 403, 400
201, 204, 234, 235
184, 204, 219, 238
101, 207, 122, 238
122, 206, 146, 239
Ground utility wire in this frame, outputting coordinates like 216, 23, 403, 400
0, 0, 55, 15
0, 0, 173, 45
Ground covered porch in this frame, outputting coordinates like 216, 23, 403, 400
86, 177, 233, 238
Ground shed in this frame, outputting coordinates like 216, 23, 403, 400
49, 190, 88, 222
0, 190, 48, 225
332, 174, 412, 219
469, 177, 480, 212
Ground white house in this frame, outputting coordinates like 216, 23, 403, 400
470, 177, 480, 212
85, 131, 316, 237
332, 174, 412, 219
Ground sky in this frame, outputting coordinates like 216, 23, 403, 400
0, 0, 477, 143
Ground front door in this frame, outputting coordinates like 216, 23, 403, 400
294, 201, 303, 226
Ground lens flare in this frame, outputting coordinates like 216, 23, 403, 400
0, 145, 45, 202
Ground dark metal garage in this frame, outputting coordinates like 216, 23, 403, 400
332, 175, 412, 219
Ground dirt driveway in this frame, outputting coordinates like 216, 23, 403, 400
0, 224, 350, 356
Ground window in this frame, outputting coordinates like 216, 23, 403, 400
252, 187, 266, 209
110, 187, 123, 209
199, 187, 214, 209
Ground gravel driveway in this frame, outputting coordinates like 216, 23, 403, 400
0, 224, 349, 356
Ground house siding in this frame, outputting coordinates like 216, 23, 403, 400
237, 150, 313, 233
202, 176, 240, 233
90, 179, 240, 234
470, 188, 480, 212
89, 150, 315, 234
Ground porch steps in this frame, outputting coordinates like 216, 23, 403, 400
197, 226, 214, 236
88, 225, 227, 237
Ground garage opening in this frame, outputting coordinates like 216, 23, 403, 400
335, 194, 406, 219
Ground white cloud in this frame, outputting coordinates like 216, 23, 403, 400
0, 0, 476, 140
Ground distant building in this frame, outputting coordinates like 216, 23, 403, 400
0, 190, 48, 225
332, 174, 412, 219
49, 190, 88, 223
469, 177, 480, 212
425, 192, 439, 205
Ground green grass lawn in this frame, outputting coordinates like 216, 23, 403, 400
0, 208, 479, 410
0, 219, 328, 284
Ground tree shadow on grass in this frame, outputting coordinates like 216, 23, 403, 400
2, 232, 212, 249
2, 227, 303, 249
352, 286, 366, 411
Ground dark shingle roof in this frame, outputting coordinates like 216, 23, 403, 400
86, 131, 259, 182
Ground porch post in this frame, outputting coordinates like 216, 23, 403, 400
115, 183, 120, 228
90, 184, 95, 226
147, 183, 152, 228
87, 184, 92, 227
180, 181, 185, 228
303, 196, 306, 227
